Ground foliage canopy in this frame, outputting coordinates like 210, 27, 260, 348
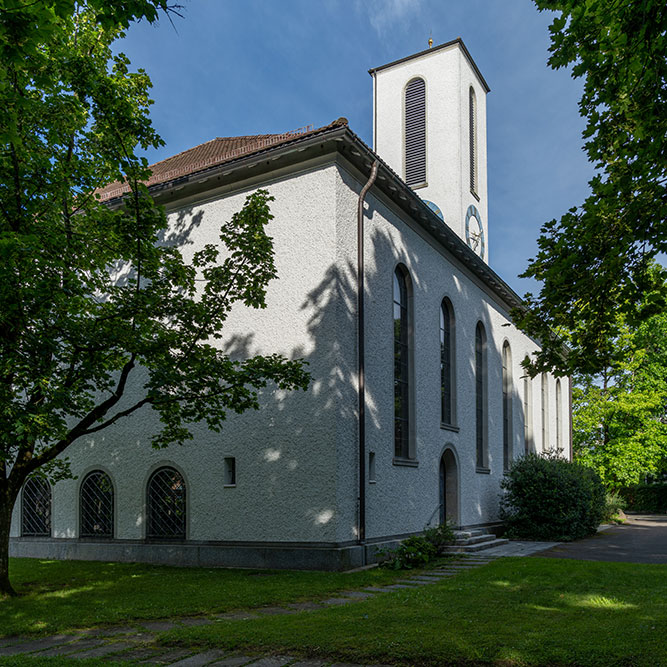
0, 1, 309, 596
516, 0, 667, 376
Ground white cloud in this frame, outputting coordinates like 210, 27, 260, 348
355, 0, 425, 37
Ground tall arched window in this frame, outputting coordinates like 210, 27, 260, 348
541, 374, 549, 452
147, 467, 186, 539
405, 77, 426, 187
469, 87, 478, 195
440, 299, 455, 425
22, 478, 51, 537
394, 266, 412, 459
502, 342, 512, 470
80, 471, 114, 538
475, 322, 488, 469
556, 379, 562, 452
523, 374, 532, 454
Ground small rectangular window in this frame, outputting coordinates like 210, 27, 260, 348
369, 451, 376, 483
223, 457, 236, 486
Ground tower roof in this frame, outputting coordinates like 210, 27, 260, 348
368, 37, 490, 93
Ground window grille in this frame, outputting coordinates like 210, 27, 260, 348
147, 467, 186, 539
80, 471, 114, 538
469, 87, 477, 195
440, 300, 454, 424
22, 478, 51, 536
394, 266, 411, 458
405, 78, 426, 187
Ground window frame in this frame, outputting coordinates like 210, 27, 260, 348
475, 322, 489, 472
79, 469, 115, 539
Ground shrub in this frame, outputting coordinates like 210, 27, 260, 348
603, 491, 628, 523
423, 520, 456, 548
617, 483, 667, 513
500, 453, 606, 541
378, 536, 437, 570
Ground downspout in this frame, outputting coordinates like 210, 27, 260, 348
357, 160, 379, 556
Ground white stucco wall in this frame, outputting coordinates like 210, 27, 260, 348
10, 158, 570, 548
332, 160, 565, 536
11, 162, 360, 545
372, 42, 489, 261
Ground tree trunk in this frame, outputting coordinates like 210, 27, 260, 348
0, 489, 18, 597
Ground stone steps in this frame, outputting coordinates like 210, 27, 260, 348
442, 530, 509, 554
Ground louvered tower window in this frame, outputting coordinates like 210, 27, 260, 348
405, 78, 426, 187
469, 87, 478, 196
80, 470, 114, 538
22, 478, 51, 536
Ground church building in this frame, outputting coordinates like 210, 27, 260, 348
10, 39, 571, 570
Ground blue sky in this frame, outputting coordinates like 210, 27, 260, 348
119, 0, 594, 297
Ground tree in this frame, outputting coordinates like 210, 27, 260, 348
0, 2, 309, 596
515, 0, 667, 376
573, 305, 667, 488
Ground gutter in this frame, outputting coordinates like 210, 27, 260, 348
357, 160, 379, 554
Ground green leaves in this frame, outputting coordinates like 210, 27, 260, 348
0, 5, 309, 486
519, 0, 667, 376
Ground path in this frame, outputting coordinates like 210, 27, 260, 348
537, 514, 667, 564
0, 544, 556, 666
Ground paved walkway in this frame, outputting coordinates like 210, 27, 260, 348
536, 514, 667, 564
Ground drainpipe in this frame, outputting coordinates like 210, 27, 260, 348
357, 160, 379, 556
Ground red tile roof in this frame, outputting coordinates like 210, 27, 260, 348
97, 119, 348, 201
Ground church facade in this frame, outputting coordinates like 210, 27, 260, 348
10, 39, 571, 570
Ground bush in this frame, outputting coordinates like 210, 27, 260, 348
423, 521, 456, 548
603, 491, 628, 523
378, 536, 437, 570
617, 483, 667, 513
500, 453, 606, 541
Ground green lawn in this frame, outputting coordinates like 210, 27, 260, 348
0, 557, 402, 637
159, 557, 667, 667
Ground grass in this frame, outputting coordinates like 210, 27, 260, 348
159, 557, 667, 666
0, 557, 403, 637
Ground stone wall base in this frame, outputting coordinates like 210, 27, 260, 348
9, 537, 373, 571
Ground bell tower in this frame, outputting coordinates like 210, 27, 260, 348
369, 38, 490, 262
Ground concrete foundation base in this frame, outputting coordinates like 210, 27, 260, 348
10, 537, 367, 571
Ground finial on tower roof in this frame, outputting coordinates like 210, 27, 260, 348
428, 37, 433, 48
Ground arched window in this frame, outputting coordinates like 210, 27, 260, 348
394, 266, 412, 459
475, 322, 488, 469
541, 374, 549, 452
147, 467, 186, 539
440, 299, 455, 425
469, 87, 478, 195
502, 342, 512, 470
556, 379, 562, 452
21, 478, 51, 537
523, 374, 533, 454
80, 471, 114, 538
405, 77, 426, 187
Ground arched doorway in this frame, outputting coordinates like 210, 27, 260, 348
439, 449, 459, 527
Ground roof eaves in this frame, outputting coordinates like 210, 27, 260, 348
368, 37, 491, 93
